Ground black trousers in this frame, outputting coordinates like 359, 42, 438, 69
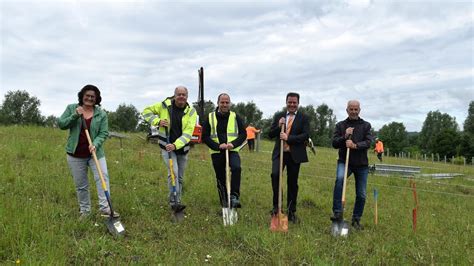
211, 151, 242, 207
271, 152, 301, 213
248, 139, 255, 151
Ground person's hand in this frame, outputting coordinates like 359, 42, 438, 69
76, 106, 84, 115
280, 132, 288, 141
346, 139, 357, 149
89, 144, 96, 153
165, 143, 176, 152
227, 143, 234, 149
219, 143, 227, 150
159, 119, 169, 127
279, 117, 285, 127
345, 127, 354, 138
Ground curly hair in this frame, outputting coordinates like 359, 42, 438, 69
78, 84, 102, 106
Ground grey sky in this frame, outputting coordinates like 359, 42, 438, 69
1, 0, 472, 131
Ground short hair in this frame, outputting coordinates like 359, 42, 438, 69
217, 93, 230, 103
286, 92, 300, 102
78, 84, 102, 106
174, 86, 188, 95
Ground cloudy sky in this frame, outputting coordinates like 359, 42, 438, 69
1, 0, 472, 131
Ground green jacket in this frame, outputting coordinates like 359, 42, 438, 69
58, 103, 109, 159
142, 97, 197, 153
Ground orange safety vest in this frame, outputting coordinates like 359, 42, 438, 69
246, 126, 260, 140
374, 140, 384, 153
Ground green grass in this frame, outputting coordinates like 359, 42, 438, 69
1, 126, 473, 264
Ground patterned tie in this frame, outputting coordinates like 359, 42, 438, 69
283, 114, 294, 152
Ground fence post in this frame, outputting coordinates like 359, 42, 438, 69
387, 148, 390, 157
256, 132, 261, 152
437, 153, 440, 162
464, 157, 466, 166
424, 154, 427, 161
408, 152, 411, 159
451, 156, 454, 164
444, 155, 447, 163
431, 153, 434, 163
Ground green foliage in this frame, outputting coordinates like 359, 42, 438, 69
1, 126, 473, 264
431, 128, 461, 158
378, 122, 408, 154
192, 100, 215, 123
460, 101, 474, 163
231, 101, 263, 126
314, 104, 336, 147
463, 101, 474, 134
419, 111, 459, 154
0, 90, 44, 125
108, 103, 139, 132
43, 115, 58, 128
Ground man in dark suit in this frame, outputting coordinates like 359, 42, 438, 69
269, 92, 310, 223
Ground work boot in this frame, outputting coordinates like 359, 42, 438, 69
230, 196, 242, 208
269, 208, 278, 216
351, 220, 364, 230
171, 203, 186, 213
288, 211, 299, 224
330, 212, 343, 222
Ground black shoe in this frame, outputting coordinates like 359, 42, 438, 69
171, 203, 186, 213
330, 212, 343, 222
351, 220, 364, 230
269, 208, 278, 216
288, 211, 299, 224
231, 196, 242, 208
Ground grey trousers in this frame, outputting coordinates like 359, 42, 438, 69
66, 154, 110, 214
161, 150, 188, 205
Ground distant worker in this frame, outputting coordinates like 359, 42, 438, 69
330, 100, 372, 230
246, 123, 261, 152
141, 86, 197, 212
58, 84, 119, 219
202, 93, 247, 208
374, 138, 384, 162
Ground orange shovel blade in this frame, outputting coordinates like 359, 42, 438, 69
270, 212, 288, 232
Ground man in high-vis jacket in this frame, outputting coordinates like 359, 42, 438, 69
202, 93, 247, 208
142, 86, 197, 211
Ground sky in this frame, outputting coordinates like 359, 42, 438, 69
1, 0, 472, 132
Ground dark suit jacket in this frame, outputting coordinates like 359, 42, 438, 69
269, 111, 310, 163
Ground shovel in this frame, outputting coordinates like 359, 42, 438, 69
164, 127, 186, 222
270, 125, 288, 232
331, 146, 351, 237
222, 149, 238, 226
81, 116, 125, 237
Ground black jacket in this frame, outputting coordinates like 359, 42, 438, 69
269, 111, 310, 163
202, 110, 247, 151
332, 117, 372, 167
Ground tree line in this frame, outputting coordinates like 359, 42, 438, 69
1, 90, 473, 162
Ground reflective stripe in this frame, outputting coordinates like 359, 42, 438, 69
189, 108, 196, 116
183, 145, 190, 152
151, 117, 160, 126
210, 134, 218, 138
208, 111, 240, 153
228, 133, 238, 137
142, 112, 155, 120
177, 136, 189, 144
182, 133, 192, 139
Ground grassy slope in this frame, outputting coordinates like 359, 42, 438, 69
0, 126, 473, 264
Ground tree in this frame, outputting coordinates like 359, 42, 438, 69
314, 103, 336, 147
108, 103, 139, 132
432, 128, 461, 158
44, 115, 58, 128
192, 100, 215, 123
419, 110, 459, 154
378, 122, 408, 154
460, 101, 474, 162
231, 101, 263, 126
0, 90, 44, 125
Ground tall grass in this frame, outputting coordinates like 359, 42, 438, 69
0, 126, 473, 264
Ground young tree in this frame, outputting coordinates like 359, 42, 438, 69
314, 103, 336, 147
460, 101, 474, 162
44, 115, 58, 128
419, 110, 459, 154
231, 101, 263, 126
0, 90, 44, 125
108, 103, 139, 132
378, 122, 408, 154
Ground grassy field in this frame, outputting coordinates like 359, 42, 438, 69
1, 126, 473, 264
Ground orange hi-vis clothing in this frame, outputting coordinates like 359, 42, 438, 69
246, 126, 260, 140
374, 140, 384, 153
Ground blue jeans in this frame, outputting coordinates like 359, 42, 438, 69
66, 155, 110, 214
332, 162, 369, 221
161, 150, 188, 205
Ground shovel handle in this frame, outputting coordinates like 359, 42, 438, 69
81, 116, 108, 192
226, 149, 231, 209
341, 134, 352, 206
278, 124, 285, 211
164, 127, 177, 188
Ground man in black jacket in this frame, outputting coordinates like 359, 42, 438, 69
202, 93, 247, 208
269, 92, 310, 223
330, 100, 373, 230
